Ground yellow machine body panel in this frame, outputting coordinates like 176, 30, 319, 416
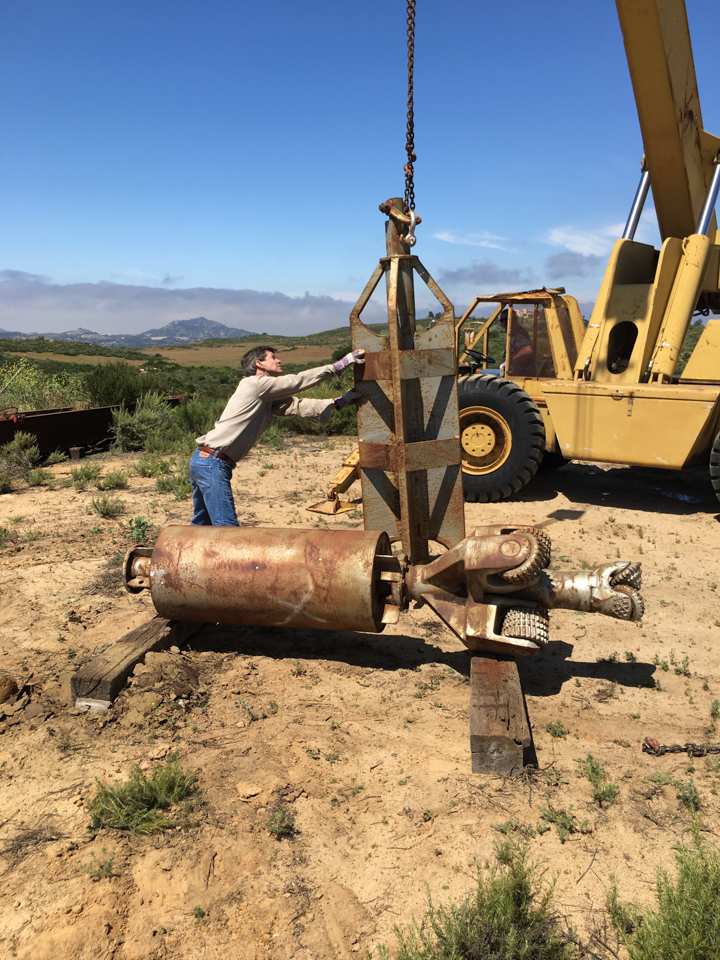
542, 381, 720, 468
681, 319, 720, 382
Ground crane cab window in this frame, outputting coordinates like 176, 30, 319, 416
504, 307, 556, 378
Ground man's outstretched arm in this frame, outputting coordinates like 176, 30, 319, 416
256, 351, 365, 402
276, 389, 361, 421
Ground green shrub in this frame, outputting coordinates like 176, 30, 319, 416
135, 455, 172, 478
84, 362, 145, 407
578, 754, 619, 808
545, 721, 567, 739
172, 396, 224, 436
0, 432, 40, 491
540, 805, 591, 844
45, 450, 68, 465
96, 470, 129, 491
112, 392, 172, 451
88, 756, 198, 834
70, 464, 101, 491
91, 495, 126, 519
0, 357, 88, 411
128, 516, 153, 543
156, 471, 191, 500
612, 836, 720, 959
375, 842, 574, 960
675, 779, 700, 812
27, 468, 52, 487
266, 803, 297, 840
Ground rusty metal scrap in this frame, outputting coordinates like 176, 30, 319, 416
642, 737, 720, 757
126, 526, 398, 633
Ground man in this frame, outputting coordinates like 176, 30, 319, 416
497, 308, 536, 376
190, 345, 364, 525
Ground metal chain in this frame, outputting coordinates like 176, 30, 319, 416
404, 0, 416, 212
643, 736, 720, 757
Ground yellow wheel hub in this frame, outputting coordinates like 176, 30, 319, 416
460, 406, 512, 475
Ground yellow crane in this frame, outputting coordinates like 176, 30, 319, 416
311, 0, 720, 512
456, 0, 720, 502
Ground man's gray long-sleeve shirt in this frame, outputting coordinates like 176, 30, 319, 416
195, 363, 336, 464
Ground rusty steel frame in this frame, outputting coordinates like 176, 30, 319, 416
352, 198, 465, 564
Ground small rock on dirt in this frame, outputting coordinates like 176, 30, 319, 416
0, 673, 19, 704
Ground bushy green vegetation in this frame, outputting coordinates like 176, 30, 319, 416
88, 756, 198, 834
0, 337, 149, 360
27, 468, 52, 487
70, 464, 101, 491
91, 495, 126, 518
578, 754, 619, 808
134, 455, 172, 478
84, 362, 146, 407
375, 842, 575, 960
96, 470, 129, 491
266, 803, 297, 840
112, 393, 182, 452
0, 432, 40, 492
155, 469, 192, 500
0, 357, 89, 411
128, 516, 153, 543
610, 835, 720, 959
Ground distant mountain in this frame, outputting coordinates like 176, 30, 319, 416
0, 316, 257, 347
138, 317, 255, 343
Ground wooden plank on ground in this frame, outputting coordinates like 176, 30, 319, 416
469, 655, 536, 775
71, 616, 205, 706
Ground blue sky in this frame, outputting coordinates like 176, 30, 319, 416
1, 0, 719, 333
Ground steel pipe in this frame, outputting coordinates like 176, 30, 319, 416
622, 167, 651, 240
696, 159, 720, 237
134, 525, 393, 632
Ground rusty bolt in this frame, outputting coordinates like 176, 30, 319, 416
499, 540, 523, 558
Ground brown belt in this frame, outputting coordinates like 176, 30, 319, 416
197, 444, 234, 464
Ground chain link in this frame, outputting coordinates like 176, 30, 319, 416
404, 0, 416, 212
643, 736, 720, 757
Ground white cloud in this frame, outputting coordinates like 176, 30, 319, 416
0, 270, 385, 335
546, 226, 614, 257
433, 230, 510, 251
547, 208, 658, 257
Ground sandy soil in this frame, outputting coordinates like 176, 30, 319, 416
0, 439, 718, 959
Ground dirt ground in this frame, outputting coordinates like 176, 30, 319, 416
0, 439, 719, 959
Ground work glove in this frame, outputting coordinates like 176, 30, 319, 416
333, 389, 363, 410
332, 349, 365, 374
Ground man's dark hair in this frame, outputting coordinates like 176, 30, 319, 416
241, 345, 276, 376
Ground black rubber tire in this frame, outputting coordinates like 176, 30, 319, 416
710, 431, 720, 505
458, 374, 545, 502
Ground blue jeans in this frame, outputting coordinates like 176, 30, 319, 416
189, 448, 239, 526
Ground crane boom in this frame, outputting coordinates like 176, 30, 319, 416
615, 0, 720, 240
